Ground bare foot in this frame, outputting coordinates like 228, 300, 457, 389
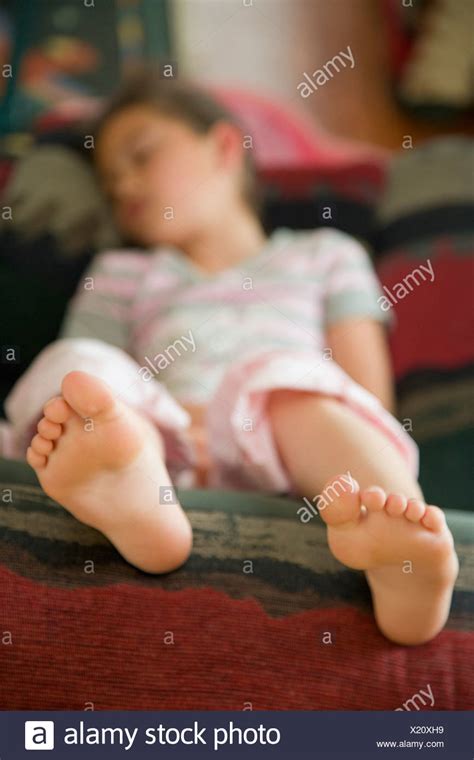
318, 475, 459, 645
27, 371, 192, 574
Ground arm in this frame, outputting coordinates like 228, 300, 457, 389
319, 229, 395, 411
326, 317, 395, 412
60, 250, 148, 350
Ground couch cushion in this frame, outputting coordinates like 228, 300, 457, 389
375, 137, 474, 511
261, 164, 384, 243
0, 457, 472, 710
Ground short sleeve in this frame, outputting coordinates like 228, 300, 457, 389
321, 230, 391, 327
60, 250, 149, 350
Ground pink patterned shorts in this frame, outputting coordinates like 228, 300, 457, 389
2, 340, 418, 494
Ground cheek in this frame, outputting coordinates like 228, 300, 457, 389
148, 147, 215, 205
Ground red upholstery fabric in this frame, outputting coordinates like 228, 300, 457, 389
1, 564, 472, 710
377, 238, 474, 380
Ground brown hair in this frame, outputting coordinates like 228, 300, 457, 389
92, 66, 262, 217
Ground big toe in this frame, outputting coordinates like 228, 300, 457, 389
317, 474, 361, 526
61, 371, 118, 421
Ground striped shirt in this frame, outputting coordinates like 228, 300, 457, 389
60, 227, 388, 404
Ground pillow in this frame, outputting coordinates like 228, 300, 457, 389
261, 164, 386, 243
0, 145, 119, 412
397, 0, 474, 118
374, 137, 474, 511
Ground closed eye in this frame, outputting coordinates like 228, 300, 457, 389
131, 140, 159, 167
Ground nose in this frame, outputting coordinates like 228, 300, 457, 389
112, 168, 141, 202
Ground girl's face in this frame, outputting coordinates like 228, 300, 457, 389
95, 104, 241, 248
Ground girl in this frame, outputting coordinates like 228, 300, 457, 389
8, 70, 458, 645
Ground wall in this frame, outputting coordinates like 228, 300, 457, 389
170, 0, 469, 149
170, 0, 394, 145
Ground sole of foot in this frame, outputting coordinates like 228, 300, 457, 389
27, 371, 191, 573
317, 474, 459, 645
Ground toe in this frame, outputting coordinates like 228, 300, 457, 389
421, 505, 446, 532
61, 371, 117, 420
317, 473, 361, 526
405, 498, 426, 522
31, 434, 53, 455
385, 493, 407, 517
26, 446, 47, 470
37, 417, 62, 440
361, 486, 386, 511
43, 396, 73, 424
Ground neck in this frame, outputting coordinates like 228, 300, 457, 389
180, 204, 267, 274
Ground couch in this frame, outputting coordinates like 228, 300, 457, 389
0, 117, 472, 709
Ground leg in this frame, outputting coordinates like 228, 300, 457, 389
269, 391, 459, 645
27, 371, 192, 574
6, 338, 189, 460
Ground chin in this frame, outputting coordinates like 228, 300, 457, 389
123, 226, 183, 250
118, 210, 196, 248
